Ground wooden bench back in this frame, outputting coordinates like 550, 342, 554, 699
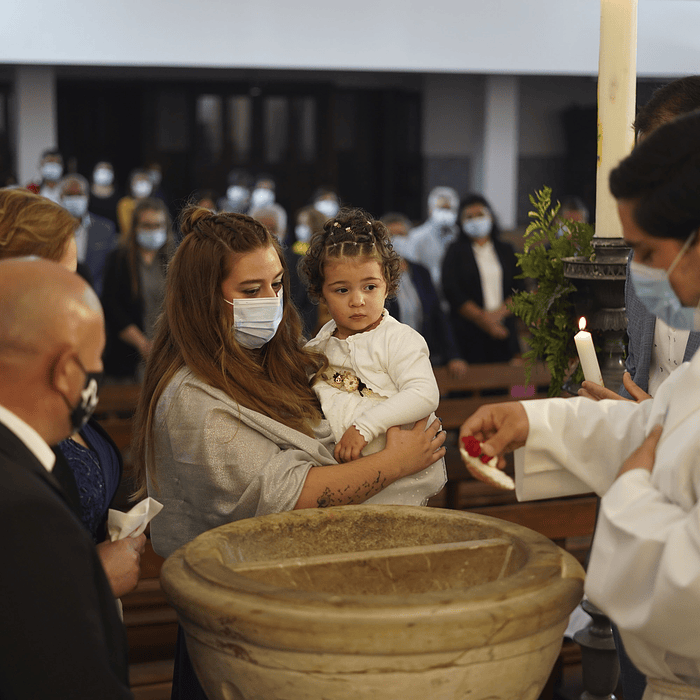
434, 362, 551, 430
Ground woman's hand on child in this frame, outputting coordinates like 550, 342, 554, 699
335, 426, 368, 463
385, 417, 446, 476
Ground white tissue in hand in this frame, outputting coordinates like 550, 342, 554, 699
108, 497, 163, 541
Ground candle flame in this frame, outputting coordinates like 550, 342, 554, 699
579, 317, 587, 332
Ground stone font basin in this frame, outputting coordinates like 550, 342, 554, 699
160, 505, 584, 700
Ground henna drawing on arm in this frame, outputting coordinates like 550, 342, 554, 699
316, 472, 388, 507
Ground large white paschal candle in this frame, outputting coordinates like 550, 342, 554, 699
574, 317, 604, 386
595, 0, 638, 238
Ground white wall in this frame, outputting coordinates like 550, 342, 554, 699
1, 0, 698, 77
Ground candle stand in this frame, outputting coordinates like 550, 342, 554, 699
563, 237, 630, 391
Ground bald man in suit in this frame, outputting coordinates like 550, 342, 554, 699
0, 258, 132, 699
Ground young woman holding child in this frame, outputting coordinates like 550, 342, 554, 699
132, 205, 446, 698
132, 206, 445, 557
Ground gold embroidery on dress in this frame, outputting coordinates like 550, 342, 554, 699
323, 370, 377, 398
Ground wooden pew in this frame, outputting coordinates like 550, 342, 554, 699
430, 361, 595, 558
433, 361, 552, 432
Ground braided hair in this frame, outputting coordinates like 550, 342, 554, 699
131, 204, 327, 499
299, 207, 401, 302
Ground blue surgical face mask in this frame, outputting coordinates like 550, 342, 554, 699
314, 198, 339, 219
431, 208, 457, 227
295, 224, 311, 243
93, 167, 114, 187
463, 215, 492, 239
136, 228, 167, 250
132, 179, 153, 199
251, 187, 275, 208
629, 230, 700, 332
41, 161, 63, 182
62, 195, 89, 219
226, 291, 284, 349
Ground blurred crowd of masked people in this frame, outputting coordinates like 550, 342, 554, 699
14, 149, 589, 384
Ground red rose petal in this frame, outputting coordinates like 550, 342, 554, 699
479, 453, 492, 464
461, 435, 481, 458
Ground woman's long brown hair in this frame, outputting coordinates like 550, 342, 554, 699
131, 206, 326, 499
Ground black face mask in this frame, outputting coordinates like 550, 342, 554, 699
62, 357, 103, 433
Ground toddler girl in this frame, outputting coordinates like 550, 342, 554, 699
300, 208, 446, 505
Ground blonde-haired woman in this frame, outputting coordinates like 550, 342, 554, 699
0, 186, 78, 268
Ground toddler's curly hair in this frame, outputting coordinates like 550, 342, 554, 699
299, 207, 401, 302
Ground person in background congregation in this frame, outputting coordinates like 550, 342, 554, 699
89, 160, 120, 228
27, 148, 64, 203
218, 168, 252, 214
117, 168, 155, 236
402, 185, 460, 307
382, 211, 469, 377
59, 173, 118, 297
442, 194, 524, 364
102, 197, 175, 382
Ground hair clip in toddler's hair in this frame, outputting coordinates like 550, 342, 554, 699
333, 222, 341, 228
346, 227, 351, 232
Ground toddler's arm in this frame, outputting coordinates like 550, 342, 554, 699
353, 324, 439, 445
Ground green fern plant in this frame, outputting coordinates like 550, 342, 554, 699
509, 187, 595, 396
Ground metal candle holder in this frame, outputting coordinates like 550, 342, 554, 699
563, 237, 630, 391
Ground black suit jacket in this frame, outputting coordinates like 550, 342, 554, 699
442, 234, 525, 363
0, 422, 132, 699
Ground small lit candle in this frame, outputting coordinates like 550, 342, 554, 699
574, 317, 604, 386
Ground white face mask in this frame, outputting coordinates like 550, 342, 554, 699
136, 228, 167, 250
463, 215, 492, 239
132, 180, 152, 199
295, 224, 312, 243
251, 187, 275, 208
93, 167, 114, 186
314, 198, 339, 219
41, 161, 63, 182
431, 208, 457, 227
629, 231, 700, 332
227, 185, 249, 203
226, 291, 284, 349
62, 195, 89, 219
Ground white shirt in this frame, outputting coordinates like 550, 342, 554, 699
396, 269, 423, 333
75, 217, 90, 264
472, 240, 504, 312
649, 317, 690, 397
0, 403, 55, 472
403, 221, 458, 297
514, 350, 700, 687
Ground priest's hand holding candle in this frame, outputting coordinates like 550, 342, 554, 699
574, 317, 604, 386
